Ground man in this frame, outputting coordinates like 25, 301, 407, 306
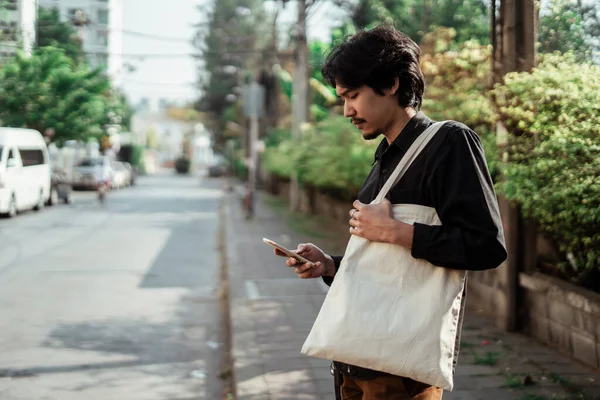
276, 25, 507, 399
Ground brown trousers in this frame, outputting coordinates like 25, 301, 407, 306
341, 374, 443, 400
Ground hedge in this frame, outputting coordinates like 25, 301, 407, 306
493, 53, 600, 289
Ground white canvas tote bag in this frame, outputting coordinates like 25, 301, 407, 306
301, 121, 467, 391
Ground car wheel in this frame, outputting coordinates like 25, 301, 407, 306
7, 194, 17, 218
34, 189, 45, 211
48, 187, 58, 206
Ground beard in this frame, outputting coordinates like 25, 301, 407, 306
362, 129, 382, 141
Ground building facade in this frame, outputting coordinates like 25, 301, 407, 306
38, 0, 122, 86
0, 0, 38, 58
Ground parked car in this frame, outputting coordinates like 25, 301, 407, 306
208, 154, 229, 177
0, 127, 51, 218
72, 157, 112, 190
47, 166, 72, 206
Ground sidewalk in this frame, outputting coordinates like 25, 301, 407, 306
224, 187, 600, 400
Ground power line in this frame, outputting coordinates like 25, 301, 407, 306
81, 49, 274, 59
34, 23, 194, 43
83, 52, 192, 59
119, 29, 192, 43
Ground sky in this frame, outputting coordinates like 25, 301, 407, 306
121, 0, 344, 108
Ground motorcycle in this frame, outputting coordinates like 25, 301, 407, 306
97, 180, 110, 203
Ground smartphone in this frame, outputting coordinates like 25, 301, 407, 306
262, 238, 315, 268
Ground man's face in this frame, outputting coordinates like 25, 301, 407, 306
336, 84, 398, 140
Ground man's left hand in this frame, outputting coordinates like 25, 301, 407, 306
349, 199, 396, 243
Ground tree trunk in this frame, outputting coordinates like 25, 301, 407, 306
420, 0, 430, 40
495, 0, 540, 333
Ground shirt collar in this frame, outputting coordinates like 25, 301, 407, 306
373, 111, 433, 164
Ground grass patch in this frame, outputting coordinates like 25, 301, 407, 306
548, 372, 584, 396
265, 196, 287, 213
504, 374, 526, 389
264, 194, 343, 242
460, 340, 475, 349
473, 351, 501, 366
265, 196, 325, 238
288, 213, 327, 239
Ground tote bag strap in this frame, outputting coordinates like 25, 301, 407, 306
374, 121, 448, 203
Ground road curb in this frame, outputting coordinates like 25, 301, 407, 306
218, 195, 236, 400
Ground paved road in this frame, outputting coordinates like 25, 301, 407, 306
0, 173, 224, 400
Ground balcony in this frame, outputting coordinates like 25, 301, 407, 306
0, 21, 18, 43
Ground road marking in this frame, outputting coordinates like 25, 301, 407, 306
245, 280, 261, 300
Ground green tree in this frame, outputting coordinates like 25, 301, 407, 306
102, 90, 134, 132
36, 7, 83, 63
194, 0, 267, 148
337, 0, 490, 44
0, 47, 110, 144
539, 0, 600, 61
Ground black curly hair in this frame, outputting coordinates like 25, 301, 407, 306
322, 24, 425, 110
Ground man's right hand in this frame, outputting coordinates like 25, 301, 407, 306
274, 243, 336, 279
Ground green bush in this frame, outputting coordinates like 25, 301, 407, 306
263, 127, 291, 148
296, 116, 376, 196
493, 52, 600, 288
263, 138, 295, 180
263, 117, 376, 198
131, 145, 146, 174
234, 150, 248, 180
263, 127, 293, 179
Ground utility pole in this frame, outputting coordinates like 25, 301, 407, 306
243, 81, 265, 219
491, 0, 498, 85
269, 4, 280, 129
420, 0, 430, 42
495, 0, 539, 332
290, 0, 309, 212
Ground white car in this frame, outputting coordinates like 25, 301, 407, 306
72, 157, 112, 190
0, 128, 51, 218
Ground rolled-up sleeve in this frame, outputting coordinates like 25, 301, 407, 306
322, 255, 343, 286
410, 127, 507, 270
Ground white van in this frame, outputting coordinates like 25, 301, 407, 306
0, 128, 51, 218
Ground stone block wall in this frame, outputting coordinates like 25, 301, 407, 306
467, 268, 503, 315
520, 272, 600, 369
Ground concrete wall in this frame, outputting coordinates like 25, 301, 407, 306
467, 268, 503, 315
520, 272, 600, 369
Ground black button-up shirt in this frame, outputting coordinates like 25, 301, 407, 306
324, 112, 507, 380
326, 111, 507, 276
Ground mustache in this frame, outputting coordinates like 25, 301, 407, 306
351, 118, 366, 124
